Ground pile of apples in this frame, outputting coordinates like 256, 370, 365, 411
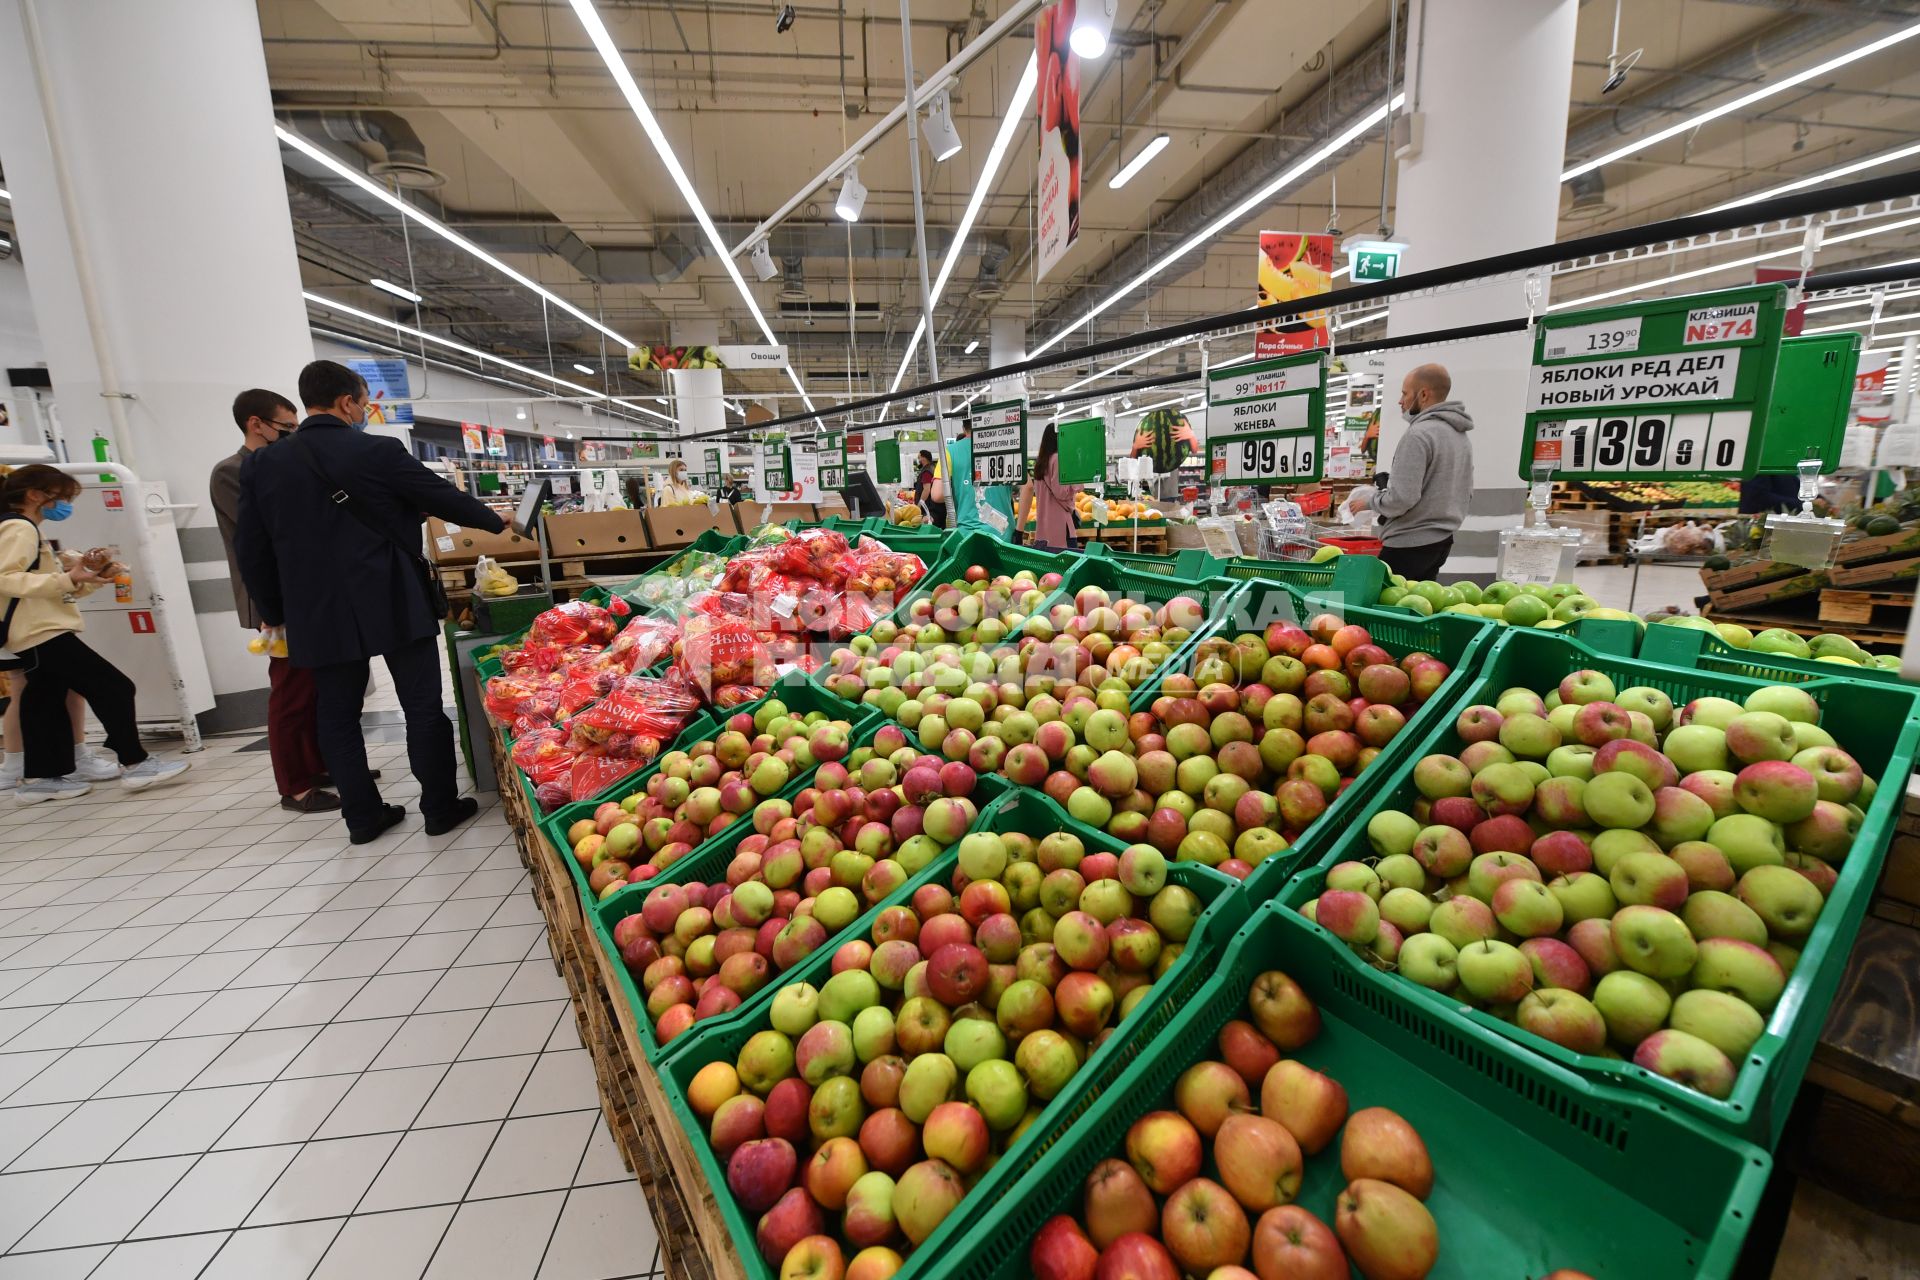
1008, 613, 1451, 877
678, 819, 1210, 1276
611, 745, 984, 1045
565, 698, 858, 900
1300, 669, 1872, 1102
1027, 971, 1449, 1280
819, 582, 1201, 727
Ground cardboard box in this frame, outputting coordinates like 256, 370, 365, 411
544, 509, 646, 558
426, 517, 534, 565
642, 505, 723, 548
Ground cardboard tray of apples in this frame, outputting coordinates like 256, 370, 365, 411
1278, 623, 1920, 1150
978, 899, 1771, 1280
654, 784, 1250, 1280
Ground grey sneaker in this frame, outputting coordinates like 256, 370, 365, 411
121, 759, 191, 792
0, 758, 20, 791
72, 752, 124, 782
17, 777, 92, 804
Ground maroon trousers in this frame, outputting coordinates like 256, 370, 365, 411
267, 656, 326, 797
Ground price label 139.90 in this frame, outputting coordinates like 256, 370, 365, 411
1542, 408, 1752, 475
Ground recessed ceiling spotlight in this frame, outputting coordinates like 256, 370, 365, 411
835, 162, 868, 222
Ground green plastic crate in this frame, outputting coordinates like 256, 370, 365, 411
1278, 623, 1920, 1149
620, 534, 743, 616
537, 675, 879, 914
656, 785, 1249, 1280
1209, 550, 1389, 603
1187, 577, 1500, 901
1079, 541, 1219, 586
965, 899, 1771, 1280
1640, 621, 1913, 687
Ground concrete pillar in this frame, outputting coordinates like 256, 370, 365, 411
0, 0, 315, 732
670, 319, 724, 449
1379, 0, 1578, 576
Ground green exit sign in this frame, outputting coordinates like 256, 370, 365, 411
1352, 249, 1399, 282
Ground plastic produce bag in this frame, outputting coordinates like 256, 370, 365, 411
570, 671, 702, 740
600, 614, 679, 673
772, 527, 850, 579
677, 616, 777, 700
473, 555, 518, 598
528, 600, 617, 646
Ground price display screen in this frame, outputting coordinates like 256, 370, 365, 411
970, 401, 1028, 486
1205, 351, 1326, 485
1521, 284, 1785, 481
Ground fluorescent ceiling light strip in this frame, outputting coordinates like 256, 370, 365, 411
276, 126, 631, 350
1563, 20, 1920, 182
1704, 142, 1920, 214
305, 292, 670, 424
566, 0, 816, 415
889, 53, 1042, 395
1550, 213, 1920, 311
1108, 133, 1170, 190
1033, 95, 1403, 358
0, 187, 9, 200
1334, 308, 1388, 332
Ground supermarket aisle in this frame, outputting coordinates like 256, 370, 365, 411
0, 724, 664, 1278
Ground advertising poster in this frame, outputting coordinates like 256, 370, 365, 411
460, 422, 486, 453
1129, 407, 1202, 474
541, 436, 558, 461
1034, 0, 1081, 282
1254, 232, 1336, 357
348, 359, 415, 425
1854, 349, 1891, 405
486, 426, 507, 457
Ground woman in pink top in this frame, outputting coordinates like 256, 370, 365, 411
1019, 422, 1077, 551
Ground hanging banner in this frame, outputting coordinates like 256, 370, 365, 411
1254, 232, 1336, 357
1129, 408, 1202, 475
1034, 0, 1081, 282
541, 435, 558, 461
1855, 349, 1891, 403
348, 359, 415, 425
461, 423, 486, 453
486, 426, 507, 457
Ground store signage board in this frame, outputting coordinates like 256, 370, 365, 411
1520, 283, 1788, 481
818, 432, 848, 491
759, 439, 790, 492
716, 345, 789, 370
1056, 416, 1107, 485
970, 400, 1028, 486
1205, 350, 1326, 484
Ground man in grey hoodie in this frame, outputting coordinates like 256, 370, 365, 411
1370, 363, 1475, 580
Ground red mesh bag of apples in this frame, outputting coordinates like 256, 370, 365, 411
528, 599, 618, 647
571, 671, 703, 739
677, 616, 778, 699
770, 527, 850, 581
600, 614, 679, 672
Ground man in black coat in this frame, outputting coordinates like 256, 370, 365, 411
236, 360, 507, 844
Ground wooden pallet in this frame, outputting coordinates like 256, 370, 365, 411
1818, 588, 1915, 628
1076, 525, 1169, 553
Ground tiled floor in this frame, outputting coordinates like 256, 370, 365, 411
0, 717, 663, 1278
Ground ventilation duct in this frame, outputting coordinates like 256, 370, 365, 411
1564, 170, 1617, 221
286, 110, 445, 189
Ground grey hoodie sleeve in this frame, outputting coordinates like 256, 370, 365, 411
1373, 429, 1431, 522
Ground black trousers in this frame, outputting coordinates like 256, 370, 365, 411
22, 632, 147, 780
1382, 537, 1455, 582
311, 634, 460, 835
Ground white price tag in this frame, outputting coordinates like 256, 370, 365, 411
1839, 425, 1877, 469
1548, 409, 1748, 474
975, 451, 1024, 485
443, 523, 462, 534
1501, 536, 1564, 586
1878, 422, 1920, 467
1212, 434, 1318, 482
435, 536, 456, 553
1542, 317, 1643, 362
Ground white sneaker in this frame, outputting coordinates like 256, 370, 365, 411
17, 776, 91, 804
121, 758, 190, 792
71, 753, 123, 782
0, 758, 20, 791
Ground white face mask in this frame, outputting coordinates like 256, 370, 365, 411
1401, 401, 1417, 424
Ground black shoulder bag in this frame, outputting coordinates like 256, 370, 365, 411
292, 434, 452, 617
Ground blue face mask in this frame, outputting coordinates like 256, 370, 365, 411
43, 500, 73, 521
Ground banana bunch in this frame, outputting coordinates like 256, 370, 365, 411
475, 556, 519, 598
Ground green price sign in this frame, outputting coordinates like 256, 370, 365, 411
759, 439, 790, 491
1520, 284, 1791, 480
970, 400, 1028, 486
1205, 351, 1326, 484
818, 432, 848, 491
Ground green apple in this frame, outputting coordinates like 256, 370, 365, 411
1592, 969, 1671, 1048
1669, 989, 1765, 1060
1691, 938, 1786, 1013
1609, 904, 1698, 979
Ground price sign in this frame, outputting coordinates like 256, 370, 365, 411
1210, 434, 1317, 483
817, 432, 847, 491
1541, 317, 1642, 361
1522, 284, 1787, 480
759, 441, 790, 491
970, 400, 1028, 486
1205, 350, 1325, 484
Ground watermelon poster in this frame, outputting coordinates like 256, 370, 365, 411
1255, 232, 1336, 357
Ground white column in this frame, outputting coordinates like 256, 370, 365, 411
670, 320, 724, 445
0, 0, 314, 732
1378, 0, 1577, 574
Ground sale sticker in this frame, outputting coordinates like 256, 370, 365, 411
1683, 301, 1759, 345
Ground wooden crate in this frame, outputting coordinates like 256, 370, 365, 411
1708, 569, 1829, 612
1699, 558, 1809, 593
1828, 555, 1920, 590
1836, 525, 1920, 566
1819, 589, 1915, 628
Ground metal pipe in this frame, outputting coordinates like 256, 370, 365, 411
685, 164, 1920, 440
726, 0, 1047, 259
